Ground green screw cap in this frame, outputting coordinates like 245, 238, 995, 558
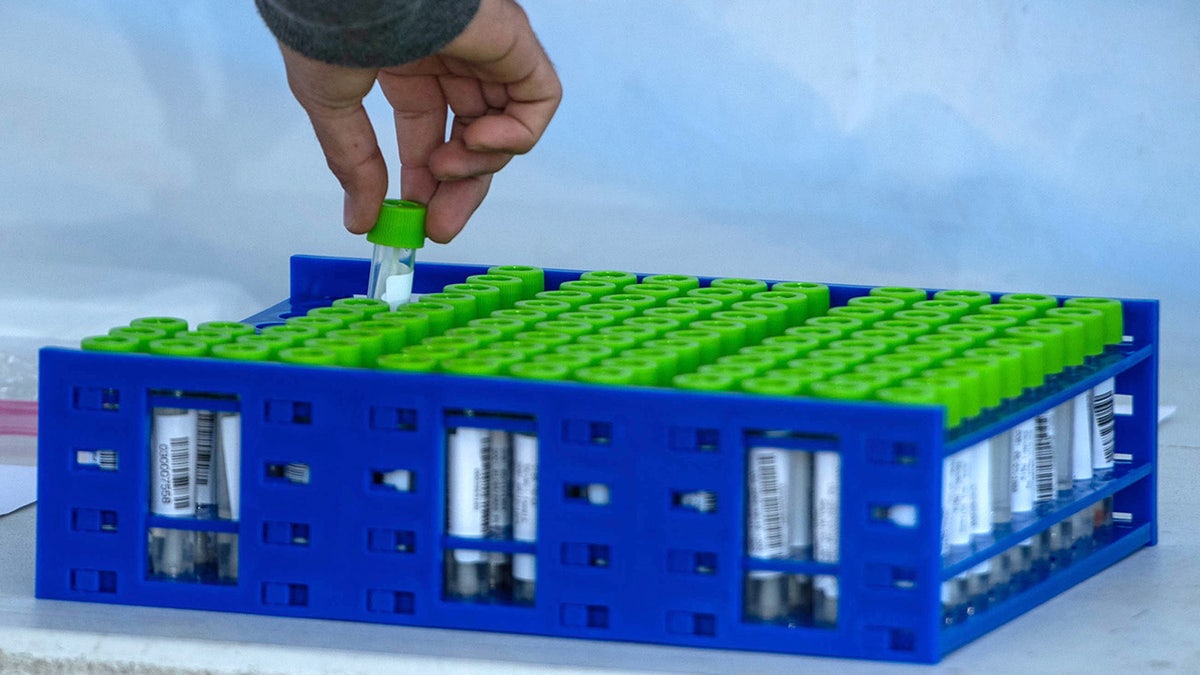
1063, 297, 1124, 345
197, 321, 256, 339
943, 356, 1004, 410
131, 316, 188, 337
467, 317, 526, 340
488, 265, 545, 298
999, 292, 1059, 316
535, 289, 594, 310
783, 324, 844, 346
978, 302, 1039, 323
959, 313, 1020, 334
963, 347, 1025, 400
559, 310, 619, 330
261, 324, 320, 346
673, 371, 735, 392
1005, 325, 1066, 376
575, 365, 638, 387
466, 274, 525, 309
985, 337, 1046, 390
877, 385, 948, 428
350, 319, 410, 353
911, 300, 970, 323
515, 298, 573, 320
804, 315, 865, 337
373, 310, 430, 343
513, 330, 574, 350
868, 286, 927, 308
211, 341, 272, 362
442, 356, 505, 377
935, 322, 997, 348
599, 356, 658, 386
421, 292, 479, 324
277, 346, 339, 366
308, 305, 366, 328
710, 277, 768, 300
555, 342, 616, 367
847, 294, 907, 317
326, 328, 386, 366
108, 326, 167, 351
285, 315, 345, 336
509, 361, 571, 381
809, 378, 875, 401
642, 274, 701, 292
644, 338, 703, 373
664, 295, 724, 320
304, 337, 363, 367
741, 375, 805, 396
441, 284, 501, 318
366, 199, 426, 249
772, 281, 830, 316
333, 297, 390, 318
82, 334, 140, 353
147, 338, 209, 358
559, 279, 618, 303
404, 301, 456, 335
933, 289, 993, 311
443, 325, 505, 349
926, 366, 984, 418
578, 302, 639, 323
1029, 317, 1086, 367
1045, 306, 1106, 356
662, 329, 723, 364
892, 309, 953, 330
626, 282, 682, 305
827, 305, 887, 327
827, 338, 890, 358
376, 352, 438, 372
686, 286, 743, 311
581, 270, 638, 291
236, 333, 294, 359
622, 347, 680, 384
906, 376, 964, 427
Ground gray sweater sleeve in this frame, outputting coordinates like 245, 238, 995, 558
256, 0, 482, 68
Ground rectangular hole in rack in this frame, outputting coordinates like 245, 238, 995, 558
1113, 511, 1134, 524
368, 527, 415, 553
370, 406, 417, 431
866, 438, 919, 465
367, 589, 415, 614
672, 489, 718, 514
562, 419, 613, 446
73, 386, 120, 412
371, 469, 414, 492
667, 549, 717, 575
870, 626, 918, 652
564, 482, 610, 506
147, 528, 238, 585
70, 569, 117, 594
262, 581, 309, 607
561, 542, 611, 568
865, 563, 917, 590
265, 399, 312, 425
71, 508, 118, 533
742, 573, 819, 626
560, 603, 609, 629
265, 462, 310, 485
667, 611, 717, 637
146, 395, 242, 523
74, 449, 118, 472
263, 521, 310, 546
869, 503, 918, 528
669, 426, 720, 453
1114, 393, 1134, 416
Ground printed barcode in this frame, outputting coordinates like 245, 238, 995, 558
195, 411, 215, 487
1034, 415, 1055, 502
284, 463, 310, 484
754, 452, 786, 554
479, 431, 492, 529
97, 450, 117, 471
1093, 389, 1115, 462
169, 436, 191, 510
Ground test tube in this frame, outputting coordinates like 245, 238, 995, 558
812, 451, 839, 627
446, 426, 491, 600
512, 433, 538, 604
967, 441, 992, 614
216, 412, 241, 583
487, 430, 514, 596
149, 407, 198, 580
366, 199, 426, 310
745, 446, 791, 622
193, 410, 218, 579
941, 450, 972, 625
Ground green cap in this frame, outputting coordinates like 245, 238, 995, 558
376, 351, 438, 372
848, 328, 911, 351
933, 289, 993, 311
893, 342, 956, 367
876, 385, 949, 428
442, 283, 501, 318
403, 301, 456, 335
420, 334, 478, 357
978, 302, 1039, 323
197, 321, 256, 339
442, 355, 505, 377
622, 315, 682, 339
999, 292, 1059, 316
559, 279, 618, 303
211, 341, 272, 362
304, 337, 363, 367
914, 332, 974, 356
1029, 317, 1086, 367
402, 344, 464, 364
555, 342, 615, 367
108, 325, 167, 351
147, 338, 209, 358
510, 361, 571, 381
598, 324, 658, 346
854, 361, 919, 387
958, 313, 1020, 334
787, 356, 851, 377
308, 305, 366, 328
710, 277, 768, 300
686, 286, 743, 311
935, 322, 997, 348
761, 334, 823, 359
731, 300, 789, 336
872, 351, 935, 373
963, 347, 1025, 401
739, 343, 805, 369
489, 339, 551, 358
696, 362, 759, 384
532, 319, 591, 339
847, 294, 907, 317
830, 371, 892, 394
559, 310, 619, 331
466, 274, 525, 309
626, 282, 682, 305
277, 346, 339, 366
644, 338, 703, 373
581, 270, 638, 291
353, 319, 410, 353
176, 329, 235, 349
662, 329, 723, 364
868, 286, 927, 308
1045, 306, 1106, 356
261, 324, 320, 346
366, 199, 426, 249
826, 305, 887, 327
740, 374, 805, 396
1063, 297, 1123, 345
488, 265, 545, 298
943, 356, 1004, 410
827, 338, 890, 358
925, 366, 983, 418
689, 319, 747, 355
421, 292, 478, 324
513, 329, 574, 350
623, 347, 680, 384
809, 378, 874, 401
82, 334, 140, 353
985, 337, 1045, 389
235, 333, 294, 359
373, 310, 430, 343
578, 302, 639, 323
130, 316, 188, 336
642, 273, 700, 292
600, 292, 659, 314
515, 298, 573, 320
672, 371, 735, 393
333, 297, 390, 318
772, 281, 830, 316
710, 310, 769, 344
600, 356, 659, 386
1005, 325, 1066, 376
783, 324, 844, 346
467, 316, 527, 340
477, 347, 540, 371
285, 315, 344, 337
715, 353, 776, 377
869, 319, 932, 341
643, 305, 702, 326
576, 331, 639, 353
906, 376, 963, 427
575, 365, 638, 387
537, 289, 599, 310
804, 315, 865, 337
444, 325, 505, 348
327, 328, 385, 366
892, 309, 953, 330
750, 291, 809, 327
664, 295, 724, 320
807, 347, 872, 370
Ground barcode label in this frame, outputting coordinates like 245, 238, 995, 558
169, 436, 191, 510
195, 411, 215, 488
1034, 414, 1055, 503
1091, 379, 1115, 469
814, 452, 840, 564
487, 430, 512, 534
447, 427, 489, 540
479, 430, 493, 532
1009, 419, 1036, 514
747, 448, 788, 559
943, 452, 972, 549
96, 450, 118, 471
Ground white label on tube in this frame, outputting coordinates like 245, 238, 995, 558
382, 273, 414, 310
487, 430, 512, 534
1072, 394, 1093, 481
194, 410, 216, 510
448, 427, 489, 539
218, 413, 242, 520
814, 451, 840, 564
1010, 419, 1036, 515
514, 554, 536, 583
150, 409, 197, 517
970, 441, 992, 537
788, 450, 813, 553
943, 451, 972, 549
1091, 378, 1116, 471
513, 433, 538, 544
1033, 413, 1055, 503
747, 447, 789, 560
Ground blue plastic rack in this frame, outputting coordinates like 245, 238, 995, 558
36, 255, 1158, 663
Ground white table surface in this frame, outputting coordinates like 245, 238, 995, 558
2, 360, 1197, 675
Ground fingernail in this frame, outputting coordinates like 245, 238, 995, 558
342, 192, 355, 232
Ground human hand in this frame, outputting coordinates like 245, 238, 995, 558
277, 0, 561, 242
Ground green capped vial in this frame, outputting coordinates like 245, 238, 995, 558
366, 199, 426, 310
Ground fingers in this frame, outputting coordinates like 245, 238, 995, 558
278, 44, 388, 234
379, 72, 446, 207
424, 174, 493, 244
